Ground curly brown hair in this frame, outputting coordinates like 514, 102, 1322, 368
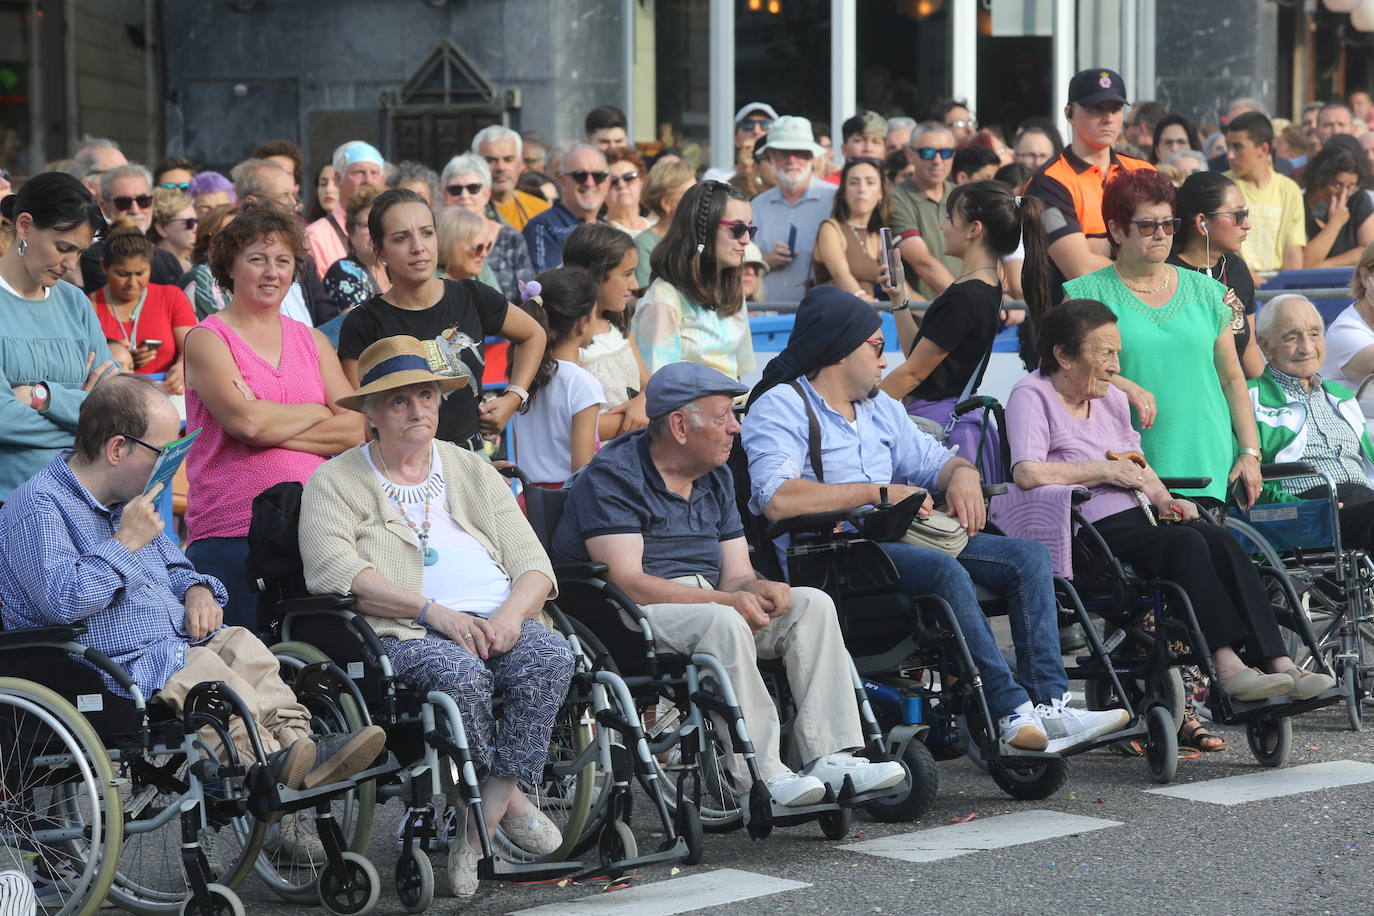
207, 201, 305, 293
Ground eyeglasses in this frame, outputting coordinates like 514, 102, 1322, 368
947, 118, 978, 130
864, 337, 885, 356
467, 240, 494, 257
167, 217, 198, 230
159, 181, 191, 192
113, 194, 154, 211
447, 183, 484, 197
124, 434, 165, 458
1129, 217, 1182, 237
609, 171, 639, 186
911, 147, 955, 161
567, 170, 609, 186
738, 118, 773, 132
1208, 207, 1249, 224
719, 220, 759, 240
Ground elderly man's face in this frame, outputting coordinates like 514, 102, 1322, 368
560, 148, 610, 218
1318, 106, 1354, 143
676, 394, 740, 470
1263, 301, 1326, 385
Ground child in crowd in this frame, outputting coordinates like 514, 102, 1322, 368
560, 223, 649, 440
106, 337, 136, 373
509, 267, 606, 488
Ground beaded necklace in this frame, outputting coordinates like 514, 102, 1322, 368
374, 444, 443, 566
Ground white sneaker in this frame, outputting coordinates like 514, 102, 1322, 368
804, 753, 906, 795
264, 813, 326, 867
1037, 694, 1130, 754
762, 771, 827, 807
446, 837, 479, 898
997, 702, 1048, 751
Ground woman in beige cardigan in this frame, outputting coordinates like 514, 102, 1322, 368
299, 335, 574, 898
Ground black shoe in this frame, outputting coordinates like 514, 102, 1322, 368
303, 726, 386, 789
265, 737, 317, 790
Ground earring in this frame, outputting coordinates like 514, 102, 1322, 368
16, 238, 27, 257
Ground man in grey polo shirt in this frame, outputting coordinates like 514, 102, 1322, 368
890, 121, 959, 300
552, 362, 903, 807
752, 116, 837, 302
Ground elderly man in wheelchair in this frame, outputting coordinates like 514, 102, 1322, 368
741, 289, 1129, 759
551, 361, 906, 811
0, 375, 385, 877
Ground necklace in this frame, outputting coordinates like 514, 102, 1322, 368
375, 444, 441, 566
1114, 263, 1172, 295
955, 265, 999, 282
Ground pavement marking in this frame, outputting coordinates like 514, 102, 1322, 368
508, 868, 811, 915
841, 810, 1121, 863
1143, 759, 1374, 806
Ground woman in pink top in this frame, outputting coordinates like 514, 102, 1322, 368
183, 203, 363, 627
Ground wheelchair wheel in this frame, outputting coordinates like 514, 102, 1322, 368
493, 696, 596, 863
1246, 715, 1292, 768
0, 678, 124, 916
318, 851, 380, 916
178, 883, 243, 916
1144, 705, 1178, 785
1085, 667, 1185, 731
597, 819, 638, 870
394, 842, 434, 914
1344, 659, 1364, 732
864, 739, 939, 823
677, 799, 705, 866
262, 642, 379, 903
818, 806, 851, 840
988, 756, 1069, 801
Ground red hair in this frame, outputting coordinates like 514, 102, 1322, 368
1101, 169, 1176, 254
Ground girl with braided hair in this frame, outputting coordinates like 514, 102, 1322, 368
630, 179, 757, 378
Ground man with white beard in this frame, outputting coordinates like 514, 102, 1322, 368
752, 116, 837, 302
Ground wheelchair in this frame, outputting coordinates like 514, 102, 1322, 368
249, 482, 698, 913
0, 621, 391, 916
1225, 462, 1374, 732
519, 480, 922, 841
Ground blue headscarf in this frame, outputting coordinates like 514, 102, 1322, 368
746, 285, 881, 408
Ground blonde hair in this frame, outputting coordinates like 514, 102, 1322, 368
642, 158, 697, 218
435, 205, 488, 273
1353, 239, 1374, 301
149, 187, 194, 242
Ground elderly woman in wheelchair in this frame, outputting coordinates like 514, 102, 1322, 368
1002, 298, 1337, 709
299, 335, 575, 896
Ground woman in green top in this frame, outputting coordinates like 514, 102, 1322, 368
1055, 169, 1262, 504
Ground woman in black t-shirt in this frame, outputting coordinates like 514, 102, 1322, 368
880, 180, 1052, 479
337, 188, 546, 450
1300, 142, 1374, 269
1169, 171, 1264, 378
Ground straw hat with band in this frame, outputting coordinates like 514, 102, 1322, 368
336, 335, 471, 412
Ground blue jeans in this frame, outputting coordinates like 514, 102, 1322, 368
185, 537, 258, 632
878, 533, 1067, 719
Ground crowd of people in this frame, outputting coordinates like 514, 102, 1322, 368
3, 70, 1374, 906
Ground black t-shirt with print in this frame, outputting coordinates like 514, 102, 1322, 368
338, 278, 508, 448
909, 278, 1002, 402
1167, 251, 1256, 362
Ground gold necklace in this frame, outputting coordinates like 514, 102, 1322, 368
1114, 263, 1172, 294
955, 265, 999, 282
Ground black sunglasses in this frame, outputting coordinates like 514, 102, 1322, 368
113, 194, 154, 211
911, 147, 955, 161
124, 433, 165, 458
738, 118, 773, 131
609, 171, 640, 186
446, 183, 484, 197
719, 220, 759, 240
567, 170, 609, 186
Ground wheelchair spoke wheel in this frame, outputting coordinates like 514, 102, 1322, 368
0, 678, 123, 916
864, 740, 939, 823
1246, 715, 1292, 768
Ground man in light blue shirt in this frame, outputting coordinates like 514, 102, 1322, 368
742, 287, 1128, 758
752, 116, 837, 302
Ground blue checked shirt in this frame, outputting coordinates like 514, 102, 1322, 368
0, 452, 227, 697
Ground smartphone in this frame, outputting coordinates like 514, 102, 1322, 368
879, 227, 894, 287
140, 339, 164, 350
786, 224, 797, 256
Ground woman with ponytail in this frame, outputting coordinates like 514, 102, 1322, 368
89, 219, 197, 392
631, 179, 756, 378
880, 180, 1050, 475
508, 267, 605, 487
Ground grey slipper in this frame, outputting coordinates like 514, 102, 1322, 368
1286, 668, 1337, 701
1218, 666, 1295, 701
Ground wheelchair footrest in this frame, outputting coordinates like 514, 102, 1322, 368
248, 751, 401, 818
1277, 686, 1346, 717
1210, 694, 1290, 725
479, 857, 584, 881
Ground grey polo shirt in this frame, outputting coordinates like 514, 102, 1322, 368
552, 431, 746, 587
753, 178, 838, 302
889, 178, 959, 299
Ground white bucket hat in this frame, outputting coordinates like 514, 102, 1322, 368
756, 116, 823, 158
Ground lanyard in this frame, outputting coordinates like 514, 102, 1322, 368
104, 287, 149, 348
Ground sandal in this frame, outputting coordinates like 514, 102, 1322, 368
1178, 715, 1226, 753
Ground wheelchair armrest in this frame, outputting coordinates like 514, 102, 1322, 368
277, 594, 356, 615
953, 395, 999, 417
764, 507, 871, 541
1070, 488, 1093, 504
1159, 477, 1210, 491
1260, 462, 1318, 480
82, 645, 139, 698
0, 624, 87, 649
982, 483, 1008, 497
554, 562, 609, 580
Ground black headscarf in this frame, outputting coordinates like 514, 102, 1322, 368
746, 285, 882, 408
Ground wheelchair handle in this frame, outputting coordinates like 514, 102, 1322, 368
82, 644, 140, 699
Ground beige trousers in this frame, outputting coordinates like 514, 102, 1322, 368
156, 626, 313, 765
638, 579, 862, 783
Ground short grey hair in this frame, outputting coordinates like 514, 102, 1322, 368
389, 160, 442, 203
1256, 294, 1321, 345
99, 163, 152, 200
909, 120, 953, 147
1227, 96, 1269, 118
440, 153, 491, 189
72, 135, 121, 174
886, 116, 917, 133
230, 157, 287, 200
471, 125, 522, 157
1165, 149, 1208, 171
560, 143, 608, 173
646, 400, 708, 440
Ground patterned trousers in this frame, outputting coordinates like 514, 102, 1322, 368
382, 620, 574, 785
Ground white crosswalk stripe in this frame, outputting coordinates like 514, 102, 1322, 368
841, 809, 1122, 863
508, 868, 811, 916
1143, 759, 1374, 805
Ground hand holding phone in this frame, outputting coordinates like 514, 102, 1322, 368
786, 225, 798, 256
139, 339, 164, 351
878, 227, 896, 293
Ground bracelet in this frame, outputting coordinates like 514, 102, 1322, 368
418, 598, 434, 626
505, 384, 530, 406
891, 300, 912, 313
1239, 447, 1262, 459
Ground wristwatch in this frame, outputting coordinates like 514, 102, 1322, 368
30, 382, 50, 411
505, 384, 530, 407
1239, 447, 1262, 459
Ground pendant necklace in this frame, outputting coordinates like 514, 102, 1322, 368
376, 445, 441, 566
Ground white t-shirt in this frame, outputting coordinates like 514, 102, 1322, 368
364, 442, 511, 617
509, 359, 606, 484
1322, 304, 1374, 396
280, 282, 314, 326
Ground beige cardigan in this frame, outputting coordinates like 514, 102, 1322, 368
299, 441, 557, 641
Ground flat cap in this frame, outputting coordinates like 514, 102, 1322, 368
645, 362, 748, 419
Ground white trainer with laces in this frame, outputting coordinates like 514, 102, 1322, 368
804, 753, 906, 795
1037, 694, 1130, 754
997, 702, 1049, 751
762, 771, 827, 807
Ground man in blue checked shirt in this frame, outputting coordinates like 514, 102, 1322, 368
0, 374, 383, 802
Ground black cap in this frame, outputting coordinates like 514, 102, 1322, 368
1067, 68, 1128, 107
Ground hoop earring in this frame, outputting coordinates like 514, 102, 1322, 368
16, 238, 27, 257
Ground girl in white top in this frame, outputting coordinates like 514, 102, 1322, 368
562, 223, 651, 440
509, 267, 606, 486
1322, 247, 1374, 400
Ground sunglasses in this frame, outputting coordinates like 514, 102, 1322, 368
912, 147, 955, 161
167, 217, 198, 230
567, 170, 609, 186
447, 183, 484, 197
113, 194, 154, 211
1129, 217, 1182, 237
124, 433, 165, 458
864, 337, 885, 356
1208, 207, 1249, 224
159, 181, 191, 192
947, 118, 978, 130
609, 171, 639, 186
467, 240, 494, 257
738, 118, 773, 131
719, 220, 759, 240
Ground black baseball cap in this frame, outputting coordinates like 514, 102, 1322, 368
1067, 68, 1128, 107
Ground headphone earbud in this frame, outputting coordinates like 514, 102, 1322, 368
1200, 220, 1209, 236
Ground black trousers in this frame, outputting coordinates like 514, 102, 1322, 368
1300, 482, 1374, 553
1092, 509, 1288, 661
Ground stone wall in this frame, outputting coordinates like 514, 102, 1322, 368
1153, 0, 1280, 124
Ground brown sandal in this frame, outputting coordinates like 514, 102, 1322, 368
1179, 715, 1226, 752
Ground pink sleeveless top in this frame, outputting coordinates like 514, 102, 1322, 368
184, 314, 328, 541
